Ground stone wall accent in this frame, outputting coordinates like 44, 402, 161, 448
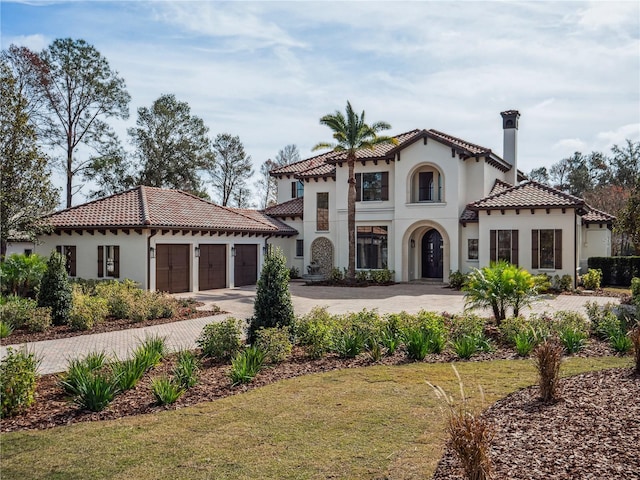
310, 237, 334, 275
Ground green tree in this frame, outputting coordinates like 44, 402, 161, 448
528, 166, 550, 184
249, 246, 294, 341
210, 133, 253, 206
0, 58, 58, 258
616, 179, 640, 254
314, 101, 397, 280
130, 94, 213, 196
463, 261, 536, 323
609, 140, 639, 189
32, 38, 130, 208
37, 252, 73, 326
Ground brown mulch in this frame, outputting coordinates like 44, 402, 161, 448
0, 340, 623, 433
432, 368, 640, 480
1, 304, 222, 346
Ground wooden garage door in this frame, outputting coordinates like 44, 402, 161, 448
234, 244, 258, 287
156, 244, 190, 293
199, 244, 227, 290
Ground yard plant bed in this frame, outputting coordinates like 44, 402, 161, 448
433, 367, 640, 480
0, 339, 624, 433
1, 303, 221, 346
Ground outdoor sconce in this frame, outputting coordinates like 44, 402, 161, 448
410, 239, 415, 248
231, 246, 236, 257
149, 246, 155, 258
195, 246, 200, 258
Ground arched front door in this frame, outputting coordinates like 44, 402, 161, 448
421, 229, 443, 278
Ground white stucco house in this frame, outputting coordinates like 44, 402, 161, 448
266, 110, 614, 285
29, 110, 613, 293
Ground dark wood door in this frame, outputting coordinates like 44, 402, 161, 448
199, 244, 227, 290
234, 244, 258, 287
156, 244, 190, 293
421, 230, 443, 278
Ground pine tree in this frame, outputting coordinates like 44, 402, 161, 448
37, 252, 72, 326
249, 246, 294, 340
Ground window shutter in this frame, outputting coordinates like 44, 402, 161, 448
490, 230, 496, 263
98, 246, 104, 278
291, 181, 297, 198
68, 246, 77, 277
554, 229, 562, 269
511, 230, 519, 266
355, 173, 362, 202
531, 230, 539, 269
381, 172, 389, 201
113, 246, 120, 278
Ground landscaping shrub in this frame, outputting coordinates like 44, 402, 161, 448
197, 318, 243, 361
172, 350, 199, 389
0, 320, 13, 338
499, 316, 548, 355
514, 330, 537, 357
404, 328, 430, 360
368, 269, 394, 284
608, 330, 632, 353
249, 247, 294, 341
134, 335, 167, 369
333, 328, 366, 358
24, 307, 52, 333
553, 311, 589, 354
111, 357, 148, 391
0, 296, 36, 329
379, 324, 402, 355
0, 347, 40, 418
452, 336, 479, 359
552, 274, 573, 292
67, 371, 119, 412
532, 273, 552, 294
631, 277, 640, 300
329, 267, 343, 282
38, 252, 73, 326
59, 351, 108, 396
585, 302, 621, 340
631, 327, 640, 374
151, 376, 184, 405
254, 327, 292, 363
68, 287, 109, 331
0, 253, 47, 298
355, 270, 369, 282
95, 280, 138, 319
288, 266, 300, 279
582, 268, 602, 290
463, 261, 535, 323
294, 307, 336, 359
448, 270, 467, 290
229, 346, 265, 385
588, 256, 640, 286
534, 338, 563, 403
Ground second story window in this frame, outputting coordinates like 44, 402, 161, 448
411, 167, 443, 203
355, 172, 389, 201
291, 181, 304, 199
317, 192, 329, 231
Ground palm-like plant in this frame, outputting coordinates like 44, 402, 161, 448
314, 101, 397, 280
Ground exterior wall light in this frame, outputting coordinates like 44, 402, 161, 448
231, 246, 236, 257
410, 239, 416, 248
195, 246, 200, 258
149, 246, 155, 258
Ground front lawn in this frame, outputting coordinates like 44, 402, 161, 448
0, 356, 630, 480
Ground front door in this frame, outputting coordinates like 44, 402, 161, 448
421, 230, 443, 278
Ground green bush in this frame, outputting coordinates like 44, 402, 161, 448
172, 350, 199, 389
463, 261, 536, 323
0, 320, 13, 338
229, 346, 266, 385
404, 328, 430, 360
151, 376, 184, 405
288, 266, 300, 279
379, 324, 402, 355
38, 252, 73, 326
68, 287, 109, 331
499, 316, 550, 350
329, 268, 343, 282
134, 335, 166, 369
294, 307, 336, 359
451, 336, 479, 359
582, 269, 602, 290
60, 351, 107, 396
111, 357, 148, 391
249, 247, 294, 341
553, 311, 589, 353
368, 269, 394, 284
355, 270, 369, 282
333, 329, 366, 358
197, 318, 243, 361
66, 371, 119, 412
448, 270, 467, 290
0, 296, 37, 329
25, 307, 52, 333
0, 253, 47, 298
588, 256, 640, 286
609, 330, 632, 353
0, 347, 40, 418
631, 277, 640, 299
552, 274, 573, 292
532, 274, 552, 294
514, 331, 537, 356
254, 327, 292, 363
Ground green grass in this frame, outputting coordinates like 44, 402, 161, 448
0, 356, 630, 480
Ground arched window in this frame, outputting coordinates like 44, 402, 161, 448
410, 165, 443, 203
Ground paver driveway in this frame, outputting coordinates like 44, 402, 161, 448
1, 282, 618, 374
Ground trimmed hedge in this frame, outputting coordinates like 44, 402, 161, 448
587, 256, 640, 286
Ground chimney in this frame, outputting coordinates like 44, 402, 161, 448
500, 110, 520, 185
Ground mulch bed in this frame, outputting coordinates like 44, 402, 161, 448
1, 303, 221, 346
432, 368, 640, 480
0, 340, 623, 433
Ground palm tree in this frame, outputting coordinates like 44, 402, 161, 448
314, 101, 397, 281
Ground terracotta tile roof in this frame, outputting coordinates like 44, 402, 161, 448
325, 129, 425, 163
468, 181, 586, 210
460, 207, 478, 223
490, 179, 513, 195
582, 207, 615, 224
263, 197, 304, 218
45, 186, 297, 235
427, 129, 493, 156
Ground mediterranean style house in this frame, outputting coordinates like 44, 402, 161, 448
266, 110, 614, 285
17, 110, 613, 293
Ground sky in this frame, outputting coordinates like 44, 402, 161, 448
2, 0, 639, 206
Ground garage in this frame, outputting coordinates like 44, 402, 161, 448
198, 244, 227, 290
234, 244, 258, 287
156, 244, 190, 293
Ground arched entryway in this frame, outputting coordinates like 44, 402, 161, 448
421, 229, 443, 278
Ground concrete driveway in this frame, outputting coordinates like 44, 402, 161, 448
2, 282, 618, 374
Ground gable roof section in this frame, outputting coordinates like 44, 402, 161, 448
581, 207, 615, 224
45, 186, 297, 236
263, 197, 304, 218
467, 180, 586, 211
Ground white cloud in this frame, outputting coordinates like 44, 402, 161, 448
571, 1, 639, 31
3, 33, 49, 51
